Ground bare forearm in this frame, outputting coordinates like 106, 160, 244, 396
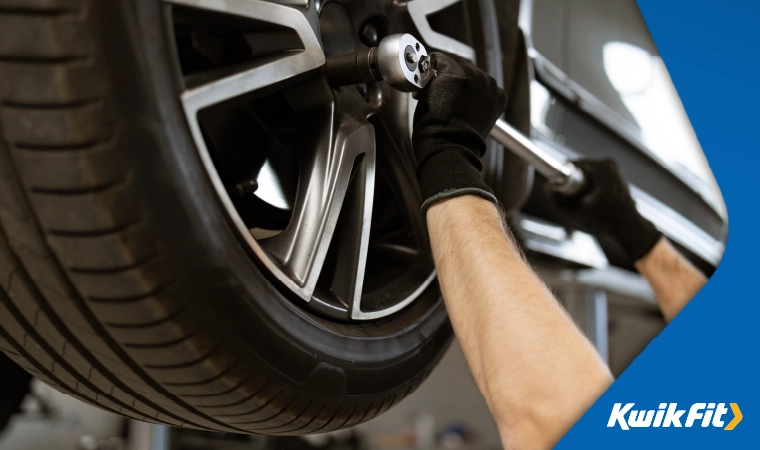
635, 238, 707, 322
426, 196, 612, 449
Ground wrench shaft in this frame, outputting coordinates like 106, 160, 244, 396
490, 119, 586, 195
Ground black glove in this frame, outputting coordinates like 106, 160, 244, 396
412, 52, 507, 215
547, 158, 662, 262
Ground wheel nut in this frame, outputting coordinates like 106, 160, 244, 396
231, 179, 259, 198
240, 180, 258, 195
360, 21, 379, 47
420, 56, 430, 73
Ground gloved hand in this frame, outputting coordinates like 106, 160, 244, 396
413, 52, 507, 216
547, 158, 662, 262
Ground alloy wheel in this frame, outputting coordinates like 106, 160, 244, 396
165, 0, 488, 321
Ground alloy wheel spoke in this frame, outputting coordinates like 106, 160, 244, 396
369, 116, 428, 250
168, 0, 325, 114
260, 86, 376, 302
406, 0, 477, 62
318, 149, 376, 315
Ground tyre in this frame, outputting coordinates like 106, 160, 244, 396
0, 0, 519, 434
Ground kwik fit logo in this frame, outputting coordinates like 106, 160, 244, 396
608, 403, 742, 430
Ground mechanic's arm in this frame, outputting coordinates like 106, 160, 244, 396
414, 53, 612, 449
546, 159, 707, 323
635, 238, 707, 322
427, 196, 613, 448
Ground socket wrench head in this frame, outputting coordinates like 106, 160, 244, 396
377, 34, 431, 92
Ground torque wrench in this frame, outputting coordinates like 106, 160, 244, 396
324, 33, 587, 195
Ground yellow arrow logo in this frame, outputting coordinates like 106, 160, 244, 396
724, 403, 742, 430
